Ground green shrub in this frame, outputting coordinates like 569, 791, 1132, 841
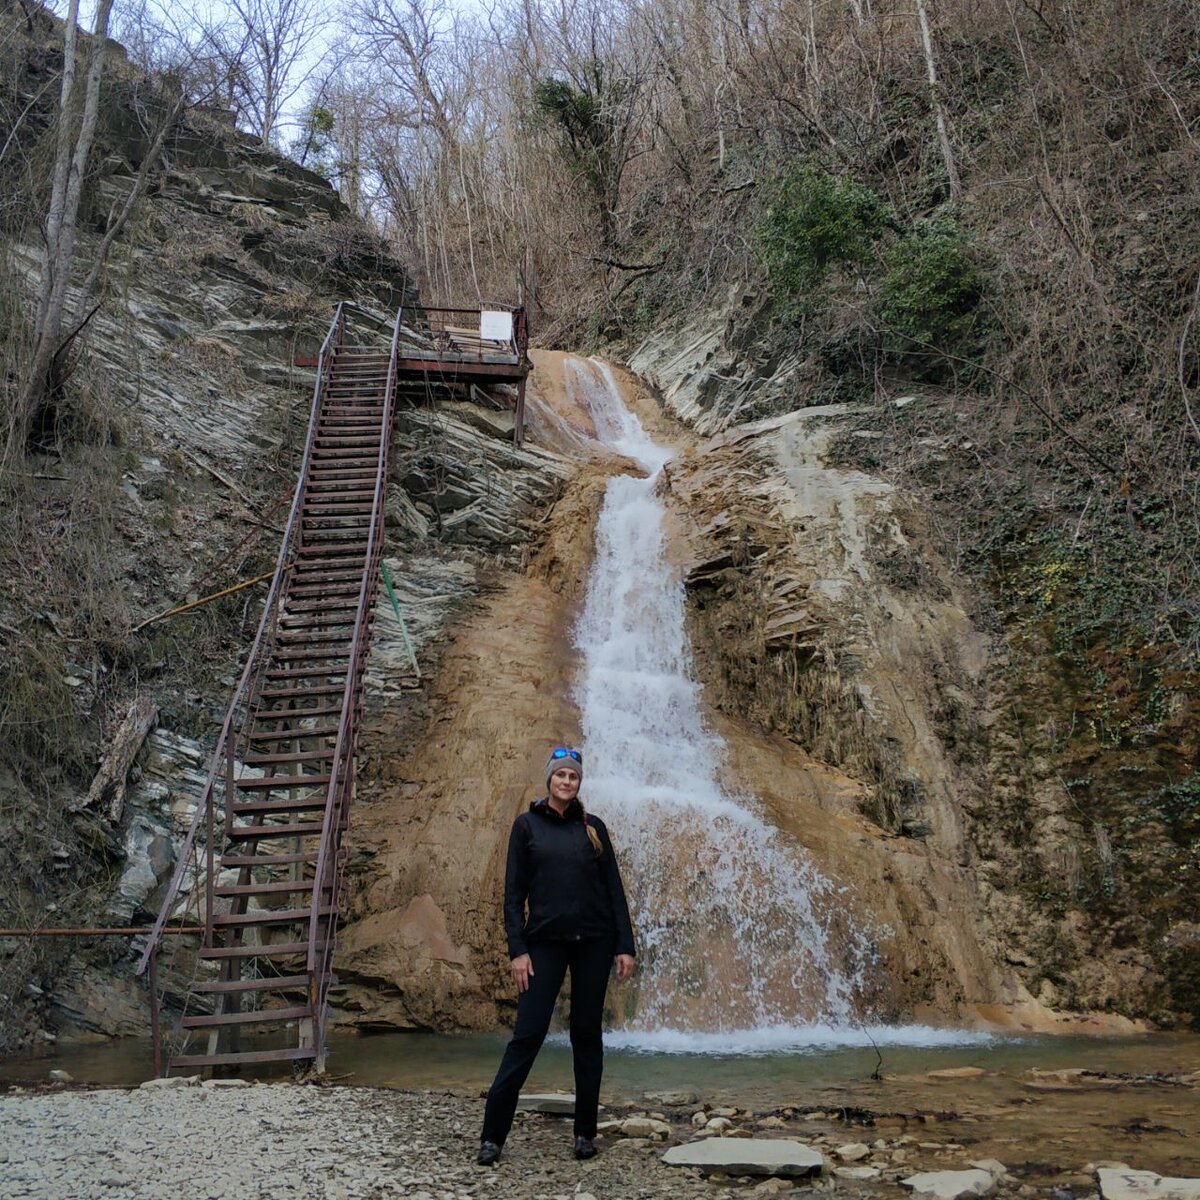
757, 164, 891, 294
876, 219, 983, 357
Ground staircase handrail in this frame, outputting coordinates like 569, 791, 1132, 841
305, 304, 404, 1057
136, 302, 347, 979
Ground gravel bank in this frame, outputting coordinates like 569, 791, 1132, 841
0, 1083, 723, 1200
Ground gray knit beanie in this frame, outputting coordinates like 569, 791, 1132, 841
545, 748, 583, 789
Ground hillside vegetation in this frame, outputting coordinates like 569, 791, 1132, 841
0, 0, 1197, 1036
314, 0, 1199, 1022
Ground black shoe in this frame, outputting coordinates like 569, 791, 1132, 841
477, 1140, 501, 1166
574, 1135, 597, 1160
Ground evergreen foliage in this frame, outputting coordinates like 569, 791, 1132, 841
757, 164, 891, 292
876, 218, 984, 358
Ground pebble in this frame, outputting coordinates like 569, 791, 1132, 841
619, 1116, 670, 1139
836, 1143, 872, 1162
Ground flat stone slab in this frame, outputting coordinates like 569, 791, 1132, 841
901, 1169, 997, 1200
516, 1092, 575, 1115
662, 1137, 824, 1178
1098, 1170, 1200, 1200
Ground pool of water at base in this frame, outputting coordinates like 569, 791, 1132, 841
6, 1029, 1200, 1175
3, 1028, 1198, 1104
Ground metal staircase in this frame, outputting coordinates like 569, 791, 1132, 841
138, 298, 531, 1075
137, 304, 400, 1073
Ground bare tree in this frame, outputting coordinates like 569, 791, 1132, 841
7, 0, 114, 462
202, 0, 331, 146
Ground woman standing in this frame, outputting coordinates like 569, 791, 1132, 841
477, 747, 637, 1166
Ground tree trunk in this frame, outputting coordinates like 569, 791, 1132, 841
915, 0, 962, 200
76, 695, 158, 825
7, 0, 115, 461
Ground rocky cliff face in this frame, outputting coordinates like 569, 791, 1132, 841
630, 295, 1176, 1029
4, 49, 1185, 1041
0, 56, 577, 1044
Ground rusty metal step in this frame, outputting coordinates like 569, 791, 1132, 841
268, 646, 353, 660
300, 535, 371, 548
301, 492, 376, 504
283, 600, 360, 615
250, 703, 356, 722
212, 906, 334, 928
198, 939, 329, 959
243, 747, 339, 764
225, 820, 326, 840
273, 629, 359, 643
231, 796, 330, 815
182, 1006, 311, 1029
244, 726, 341, 744
289, 561, 368, 575
295, 544, 369, 557
295, 521, 371, 533
219, 852, 324, 868
214, 881, 324, 898
281, 591, 360, 604
300, 523, 371, 536
282, 598, 376, 618
169, 1047, 317, 1069
256, 684, 351, 701
235, 771, 334, 789
263, 667, 348, 681
191, 974, 319, 994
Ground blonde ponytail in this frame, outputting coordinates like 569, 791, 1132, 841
578, 801, 604, 857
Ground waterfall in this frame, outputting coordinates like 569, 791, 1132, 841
564, 358, 873, 1046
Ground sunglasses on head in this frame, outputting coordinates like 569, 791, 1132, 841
550, 747, 582, 764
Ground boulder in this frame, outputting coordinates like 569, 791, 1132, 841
1097, 1170, 1200, 1200
662, 1137, 824, 1178
901, 1169, 997, 1200
138, 1075, 200, 1090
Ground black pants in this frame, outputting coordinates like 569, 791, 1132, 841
481, 938, 612, 1146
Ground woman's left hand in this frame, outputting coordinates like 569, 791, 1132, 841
615, 954, 636, 983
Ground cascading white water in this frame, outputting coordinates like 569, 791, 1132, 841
564, 357, 875, 1045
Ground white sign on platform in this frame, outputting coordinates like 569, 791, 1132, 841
479, 310, 513, 343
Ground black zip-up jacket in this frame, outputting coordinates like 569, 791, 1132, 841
504, 798, 637, 959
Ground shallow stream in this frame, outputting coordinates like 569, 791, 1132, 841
4, 1031, 1199, 1176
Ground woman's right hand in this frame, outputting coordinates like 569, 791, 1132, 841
511, 953, 534, 993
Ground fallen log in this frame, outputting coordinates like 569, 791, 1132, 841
76, 695, 158, 824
